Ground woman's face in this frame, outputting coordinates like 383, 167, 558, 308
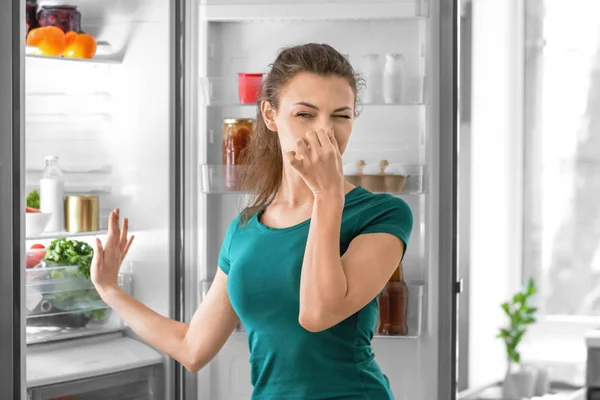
262, 72, 355, 155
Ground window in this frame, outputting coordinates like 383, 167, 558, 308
523, 0, 600, 317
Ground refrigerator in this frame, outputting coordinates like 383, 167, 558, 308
0, 0, 458, 399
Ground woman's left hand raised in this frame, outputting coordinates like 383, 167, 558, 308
286, 128, 345, 201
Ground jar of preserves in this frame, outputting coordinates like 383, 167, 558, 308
26, 0, 39, 35
378, 263, 409, 335
222, 118, 254, 191
37, 5, 81, 33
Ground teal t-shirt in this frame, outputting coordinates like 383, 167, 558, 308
218, 186, 413, 400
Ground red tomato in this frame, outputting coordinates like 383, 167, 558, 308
25, 248, 46, 268
31, 244, 45, 249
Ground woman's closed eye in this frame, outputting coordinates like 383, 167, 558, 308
295, 112, 352, 119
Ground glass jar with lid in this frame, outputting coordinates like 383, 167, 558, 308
37, 4, 81, 33
222, 118, 254, 191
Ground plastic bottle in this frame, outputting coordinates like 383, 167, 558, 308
40, 156, 65, 232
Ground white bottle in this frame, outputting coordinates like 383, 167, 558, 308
383, 53, 405, 104
40, 156, 65, 232
361, 54, 382, 104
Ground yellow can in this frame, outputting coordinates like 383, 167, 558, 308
65, 195, 99, 233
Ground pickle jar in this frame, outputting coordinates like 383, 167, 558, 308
222, 118, 254, 191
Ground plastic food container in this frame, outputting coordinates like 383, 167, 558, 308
37, 5, 81, 33
25, 265, 129, 329
238, 73, 263, 104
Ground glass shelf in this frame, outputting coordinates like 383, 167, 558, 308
200, 164, 424, 195
25, 41, 121, 64
26, 229, 108, 241
200, 77, 425, 107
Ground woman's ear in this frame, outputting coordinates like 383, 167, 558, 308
261, 101, 278, 132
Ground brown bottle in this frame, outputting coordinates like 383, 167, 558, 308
378, 263, 409, 335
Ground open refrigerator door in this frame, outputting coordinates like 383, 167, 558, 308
2, 0, 181, 398
184, 1, 458, 399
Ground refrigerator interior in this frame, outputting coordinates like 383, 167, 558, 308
189, 1, 445, 399
24, 0, 173, 397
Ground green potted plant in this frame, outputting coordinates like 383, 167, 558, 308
497, 278, 538, 398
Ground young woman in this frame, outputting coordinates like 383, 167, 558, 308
91, 43, 413, 399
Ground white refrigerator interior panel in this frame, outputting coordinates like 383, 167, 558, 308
27, 334, 162, 387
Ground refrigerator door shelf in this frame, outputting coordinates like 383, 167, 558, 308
200, 1, 429, 21
26, 229, 109, 241
200, 76, 426, 107
374, 281, 424, 339
27, 334, 163, 389
200, 164, 424, 195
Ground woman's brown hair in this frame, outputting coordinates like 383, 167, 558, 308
240, 43, 364, 224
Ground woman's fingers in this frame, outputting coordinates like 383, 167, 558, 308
108, 209, 120, 243
329, 128, 341, 155
120, 218, 129, 249
92, 238, 104, 268
121, 235, 135, 264
294, 137, 311, 160
315, 129, 335, 153
286, 150, 303, 170
305, 130, 322, 153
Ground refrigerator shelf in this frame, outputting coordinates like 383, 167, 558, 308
200, 1, 428, 21
201, 164, 424, 195
201, 77, 426, 107
25, 41, 122, 64
26, 229, 109, 241
25, 265, 132, 344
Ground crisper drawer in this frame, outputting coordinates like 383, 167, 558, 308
26, 265, 132, 344
28, 364, 164, 400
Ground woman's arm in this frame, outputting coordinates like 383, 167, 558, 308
92, 209, 238, 372
98, 268, 238, 372
299, 196, 404, 332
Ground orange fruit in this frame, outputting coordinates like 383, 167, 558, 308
64, 31, 77, 48
26, 26, 66, 57
63, 33, 97, 59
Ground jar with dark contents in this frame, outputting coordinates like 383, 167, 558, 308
378, 263, 409, 335
222, 118, 254, 191
37, 5, 81, 33
26, 0, 39, 36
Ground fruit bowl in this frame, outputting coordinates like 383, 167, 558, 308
26, 212, 52, 237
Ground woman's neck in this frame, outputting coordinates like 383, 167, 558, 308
273, 163, 315, 207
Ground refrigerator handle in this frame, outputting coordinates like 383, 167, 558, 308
455, 278, 464, 294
